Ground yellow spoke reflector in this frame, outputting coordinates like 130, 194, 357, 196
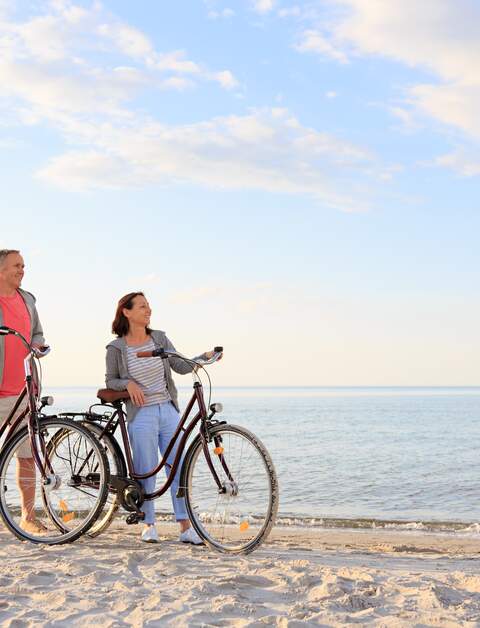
214, 446, 224, 455
62, 512, 76, 523
239, 521, 249, 532
59, 500, 68, 511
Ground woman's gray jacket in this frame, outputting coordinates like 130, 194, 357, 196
105, 330, 205, 422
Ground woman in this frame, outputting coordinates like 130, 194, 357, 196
105, 291, 218, 544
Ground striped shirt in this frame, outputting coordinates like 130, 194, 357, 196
126, 338, 171, 406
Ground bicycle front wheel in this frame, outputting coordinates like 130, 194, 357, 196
183, 424, 278, 554
0, 418, 109, 544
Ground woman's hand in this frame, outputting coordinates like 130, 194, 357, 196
205, 349, 223, 361
127, 381, 145, 406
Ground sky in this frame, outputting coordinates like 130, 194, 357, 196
1, 0, 479, 386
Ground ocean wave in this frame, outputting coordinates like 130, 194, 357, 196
273, 515, 480, 534
152, 510, 480, 534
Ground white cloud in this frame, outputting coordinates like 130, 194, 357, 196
16, 15, 70, 61
278, 6, 301, 18
212, 70, 239, 90
36, 151, 134, 189
332, 0, 480, 84
295, 30, 348, 63
0, 62, 125, 115
388, 106, 417, 132
252, 0, 275, 14
0, 2, 389, 210
152, 50, 201, 74
0, 0, 10, 18
0, 1, 238, 98
0, 58, 147, 119
434, 149, 480, 177
293, 0, 480, 172
410, 83, 480, 139
96, 22, 153, 58
160, 76, 194, 91
208, 8, 235, 19
35, 107, 381, 211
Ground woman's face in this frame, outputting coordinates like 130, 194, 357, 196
124, 295, 152, 328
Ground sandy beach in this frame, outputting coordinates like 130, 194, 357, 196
1, 522, 480, 627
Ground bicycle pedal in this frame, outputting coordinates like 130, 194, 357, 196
125, 512, 145, 525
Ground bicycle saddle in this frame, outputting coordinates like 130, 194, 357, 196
97, 388, 131, 403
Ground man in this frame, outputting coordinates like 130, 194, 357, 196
0, 249, 46, 534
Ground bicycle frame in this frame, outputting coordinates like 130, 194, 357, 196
93, 381, 226, 502
0, 330, 51, 480
0, 387, 28, 444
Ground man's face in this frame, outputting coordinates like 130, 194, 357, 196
0, 253, 25, 290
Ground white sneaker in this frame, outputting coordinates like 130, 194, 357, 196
141, 525, 159, 543
179, 526, 204, 545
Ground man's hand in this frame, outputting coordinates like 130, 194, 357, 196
32, 344, 50, 358
127, 381, 145, 406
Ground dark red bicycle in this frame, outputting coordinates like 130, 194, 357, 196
59, 346, 278, 554
0, 326, 110, 544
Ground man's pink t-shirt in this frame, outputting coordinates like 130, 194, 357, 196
0, 292, 31, 397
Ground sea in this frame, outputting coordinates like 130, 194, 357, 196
44, 385, 480, 534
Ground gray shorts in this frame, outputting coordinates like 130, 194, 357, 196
0, 395, 32, 458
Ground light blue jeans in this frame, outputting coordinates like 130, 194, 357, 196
127, 401, 187, 524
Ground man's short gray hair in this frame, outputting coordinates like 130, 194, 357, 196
0, 249, 20, 268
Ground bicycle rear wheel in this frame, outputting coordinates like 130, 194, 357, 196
183, 424, 278, 554
80, 421, 126, 537
0, 418, 109, 544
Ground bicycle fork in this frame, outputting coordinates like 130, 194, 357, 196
201, 428, 238, 497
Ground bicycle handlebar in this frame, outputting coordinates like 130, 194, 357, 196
137, 346, 223, 366
0, 326, 50, 355
0, 325, 29, 346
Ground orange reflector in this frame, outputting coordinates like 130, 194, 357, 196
59, 500, 68, 511
239, 521, 249, 532
214, 446, 224, 455
62, 512, 75, 523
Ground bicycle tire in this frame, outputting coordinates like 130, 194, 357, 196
0, 417, 110, 544
182, 424, 278, 554
81, 421, 127, 537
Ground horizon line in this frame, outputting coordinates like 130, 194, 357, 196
46, 384, 480, 389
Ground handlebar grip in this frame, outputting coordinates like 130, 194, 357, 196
136, 351, 153, 358
214, 346, 223, 353
34, 345, 51, 357
137, 348, 165, 358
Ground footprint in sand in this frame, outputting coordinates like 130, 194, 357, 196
26, 571, 56, 587
4, 618, 29, 628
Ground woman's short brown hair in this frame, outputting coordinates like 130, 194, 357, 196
112, 292, 152, 338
